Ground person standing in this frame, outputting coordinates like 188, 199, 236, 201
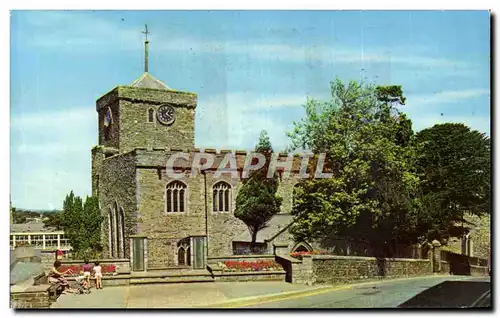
82, 260, 93, 286
93, 261, 103, 289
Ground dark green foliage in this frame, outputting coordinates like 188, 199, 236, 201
61, 191, 103, 259
414, 123, 490, 242
287, 78, 490, 254
375, 85, 406, 105
12, 209, 41, 224
235, 130, 283, 251
288, 79, 419, 254
42, 212, 64, 230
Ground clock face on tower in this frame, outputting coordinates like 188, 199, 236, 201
157, 104, 175, 125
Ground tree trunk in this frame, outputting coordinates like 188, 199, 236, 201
250, 230, 258, 254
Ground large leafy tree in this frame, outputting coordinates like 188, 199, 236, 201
235, 130, 283, 252
61, 191, 103, 259
414, 123, 490, 242
288, 79, 421, 255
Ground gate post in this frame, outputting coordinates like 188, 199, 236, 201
432, 240, 442, 273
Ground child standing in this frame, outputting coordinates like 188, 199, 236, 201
82, 260, 92, 286
93, 261, 103, 289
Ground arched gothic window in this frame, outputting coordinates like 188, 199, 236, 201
114, 202, 119, 258
119, 207, 125, 258
166, 181, 187, 213
177, 237, 190, 266
148, 108, 155, 123
213, 181, 231, 212
108, 208, 115, 258
186, 246, 191, 266
292, 242, 313, 253
178, 246, 186, 266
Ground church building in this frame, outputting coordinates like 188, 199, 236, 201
90, 29, 309, 271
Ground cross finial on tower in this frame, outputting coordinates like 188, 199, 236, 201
142, 24, 150, 42
142, 24, 150, 72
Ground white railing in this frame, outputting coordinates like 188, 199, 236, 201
9, 232, 72, 250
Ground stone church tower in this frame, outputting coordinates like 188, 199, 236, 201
91, 27, 301, 270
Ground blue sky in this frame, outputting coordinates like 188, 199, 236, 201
10, 10, 490, 210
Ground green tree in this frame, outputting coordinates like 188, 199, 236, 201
288, 79, 420, 255
414, 123, 490, 243
61, 191, 103, 259
235, 130, 283, 252
43, 211, 64, 230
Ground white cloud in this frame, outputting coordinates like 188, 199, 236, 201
195, 92, 311, 151
17, 11, 473, 72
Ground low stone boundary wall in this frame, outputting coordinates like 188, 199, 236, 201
277, 254, 433, 285
311, 255, 432, 284
10, 284, 54, 309
470, 265, 489, 276
275, 255, 311, 284
441, 261, 451, 274
213, 271, 286, 282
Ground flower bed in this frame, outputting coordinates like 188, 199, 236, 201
219, 260, 281, 272
58, 264, 117, 277
290, 250, 329, 259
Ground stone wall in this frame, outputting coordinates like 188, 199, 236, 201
470, 265, 489, 276
275, 255, 313, 284
214, 271, 286, 282
10, 285, 53, 309
136, 166, 206, 268
96, 86, 197, 153
442, 214, 490, 260
441, 261, 450, 274
278, 254, 433, 286
99, 152, 137, 258
119, 99, 195, 153
134, 149, 302, 266
312, 255, 433, 284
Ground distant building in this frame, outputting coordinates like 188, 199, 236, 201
9, 221, 71, 251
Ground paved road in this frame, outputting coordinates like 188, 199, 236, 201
238, 276, 491, 308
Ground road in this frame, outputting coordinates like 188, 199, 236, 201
238, 276, 491, 308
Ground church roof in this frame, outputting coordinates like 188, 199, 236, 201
130, 72, 171, 90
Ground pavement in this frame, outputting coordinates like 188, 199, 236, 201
50, 281, 314, 308
50, 275, 491, 309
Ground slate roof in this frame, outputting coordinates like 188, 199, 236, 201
10, 261, 44, 285
234, 214, 295, 243
130, 72, 171, 90
10, 221, 56, 233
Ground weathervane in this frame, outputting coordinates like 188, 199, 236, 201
142, 24, 150, 72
